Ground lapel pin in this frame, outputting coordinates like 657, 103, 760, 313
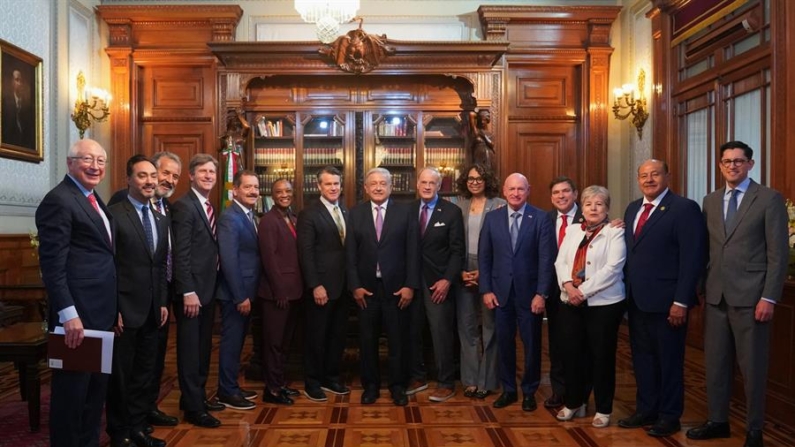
660, 206, 666, 211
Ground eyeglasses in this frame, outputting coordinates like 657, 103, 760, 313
70, 155, 107, 167
720, 158, 748, 167
466, 177, 484, 184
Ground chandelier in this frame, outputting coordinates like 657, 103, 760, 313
294, 0, 360, 44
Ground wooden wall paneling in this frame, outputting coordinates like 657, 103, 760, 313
141, 123, 215, 200
647, 6, 676, 178
106, 47, 133, 188
0, 235, 45, 322
586, 47, 612, 190
507, 121, 578, 207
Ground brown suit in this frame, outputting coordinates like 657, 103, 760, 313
258, 207, 304, 392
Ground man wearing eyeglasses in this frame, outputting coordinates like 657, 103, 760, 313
36, 139, 116, 447
687, 141, 789, 447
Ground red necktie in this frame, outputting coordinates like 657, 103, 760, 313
634, 203, 654, 239
87, 192, 101, 214
205, 200, 216, 239
557, 214, 568, 248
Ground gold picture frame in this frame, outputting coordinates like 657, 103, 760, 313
0, 39, 43, 163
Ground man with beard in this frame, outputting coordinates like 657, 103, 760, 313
258, 179, 304, 404
216, 170, 261, 409
106, 155, 169, 447
108, 152, 182, 429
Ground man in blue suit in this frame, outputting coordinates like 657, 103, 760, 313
216, 170, 261, 410
479, 173, 556, 411
36, 139, 116, 447
619, 159, 707, 437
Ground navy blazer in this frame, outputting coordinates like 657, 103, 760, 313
346, 198, 420, 295
478, 203, 556, 305
109, 198, 169, 327
413, 197, 465, 286
218, 203, 261, 304
36, 175, 117, 331
171, 189, 219, 305
298, 199, 349, 300
623, 190, 707, 312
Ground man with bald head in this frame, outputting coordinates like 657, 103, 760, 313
479, 173, 556, 411
36, 139, 116, 447
619, 159, 706, 438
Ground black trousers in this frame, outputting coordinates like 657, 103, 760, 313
304, 293, 350, 390
147, 284, 175, 412
106, 311, 159, 438
174, 298, 216, 412
358, 280, 409, 393
558, 300, 625, 414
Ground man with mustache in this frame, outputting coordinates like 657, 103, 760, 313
109, 152, 183, 429
106, 155, 170, 447
216, 170, 261, 410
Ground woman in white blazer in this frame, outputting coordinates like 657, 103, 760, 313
553, 185, 626, 428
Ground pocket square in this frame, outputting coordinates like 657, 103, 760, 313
434, 222, 446, 227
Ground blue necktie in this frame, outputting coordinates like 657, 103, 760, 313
510, 212, 520, 252
142, 205, 155, 253
725, 189, 739, 232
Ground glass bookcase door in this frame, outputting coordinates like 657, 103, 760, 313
300, 113, 347, 207
372, 113, 418, 198
423, 113, 465, 196
251, 113, 296, 213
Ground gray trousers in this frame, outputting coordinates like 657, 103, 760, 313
456, 255, 498, 391
409, 277, 457, 388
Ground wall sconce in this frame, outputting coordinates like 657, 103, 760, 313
71, 70, 111, 139
612, 68, 649, 140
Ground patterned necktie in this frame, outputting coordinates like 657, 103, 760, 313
420, 204, 429, 236
332, 205, 345, 244
141, 205, 155, 253
248, 210, 258, 234
634, 203, 654, 239
375, 205, 384, 241
154, 199, 163, 215
558, 214, 568, 248
510, 212, 520, 251
285, 213, 296, 239
205, 200, 216, 240
725, 189, 739, 232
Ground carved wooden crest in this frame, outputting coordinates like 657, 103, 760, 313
319, 20, 395, 74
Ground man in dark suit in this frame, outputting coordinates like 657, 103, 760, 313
407, 167, 464, 402
298, 166, 352, 402
107, 151, 182, 428
1, 68, 35, 149
347, 167, 420, 406
479, 173, 555, 411
258, 178, 304, 405
36, 139, 116, 447
544, 176, 583, 409
106, 155, 170, 447
618, 159, 707, 438
216, 170, 260, 410
687, 141, 789, 447
171, 153, 223, 428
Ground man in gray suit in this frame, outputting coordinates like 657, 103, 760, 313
687, 141, 789, 447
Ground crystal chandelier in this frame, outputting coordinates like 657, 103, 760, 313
294, 0, 360, 44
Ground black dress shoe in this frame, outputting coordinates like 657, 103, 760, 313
361, 388, 379, 404
240, 388, 258, 401
618, 412, 658, 429
544, 393, 563, 408
110, 438, 135, 447
493, 392, 518, 409
304, 387, 328, 402
263, 390, 294, 405
522, 395, 537, 412
648, 419, 681, 437
204, 399, 225, 412
744, 429, 764, 447
686, 420, 731, 440
281, 386, 300, 397
144, 424, 154, 435
131, 430, 166, 447
392, 389, 408, 406
185, 411, 221, 428
147, 409, 178, 426
321, 382, 351, 395
218, 393, 256, 410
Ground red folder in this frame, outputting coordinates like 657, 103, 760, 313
48, 333, 106, 374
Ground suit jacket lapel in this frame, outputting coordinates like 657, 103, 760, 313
514, 206, 535, 253
190, 190, 214, 237
124, 201, 155, 258
634, 192, 674, 245
726, 181, 758, 239
233, 204, 257, 240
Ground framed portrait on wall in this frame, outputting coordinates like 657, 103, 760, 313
1, 39, 43, 163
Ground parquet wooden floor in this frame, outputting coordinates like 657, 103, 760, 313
2, 322, 794, 446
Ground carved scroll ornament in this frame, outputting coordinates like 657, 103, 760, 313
319, 18, 395, 74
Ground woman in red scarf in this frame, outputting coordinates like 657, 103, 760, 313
553, 185, 626, 428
